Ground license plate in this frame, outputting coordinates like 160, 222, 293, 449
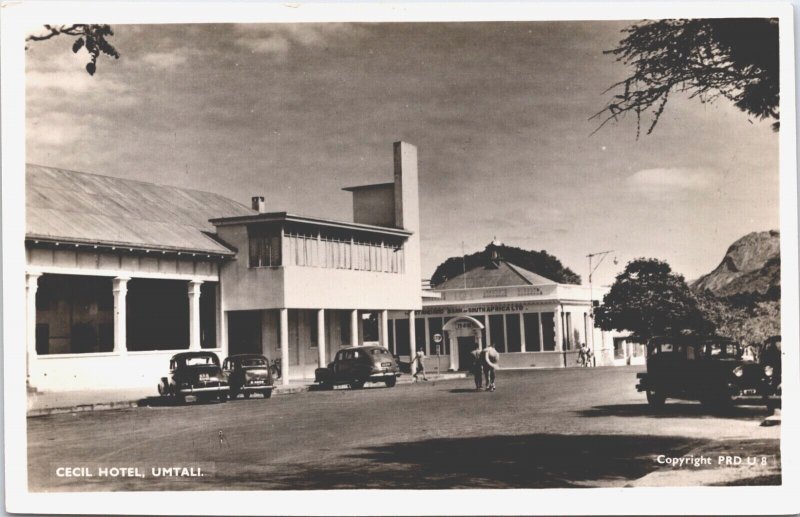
742, 388, 757, 395
381, 362, 392, 367
199, 373, 210, 381
250, 379, 264, 385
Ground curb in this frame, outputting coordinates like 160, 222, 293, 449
28, 373, 471, 417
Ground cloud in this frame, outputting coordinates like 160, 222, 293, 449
626, 167, 722, 193
138, 51, 188, 69
231, 23, 366, 58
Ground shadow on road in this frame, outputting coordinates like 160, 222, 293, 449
234, 433, 714, 489
576, 403, 771, 420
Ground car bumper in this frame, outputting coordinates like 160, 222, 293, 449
240, 384, 274, 391
177, 386, 229, 395
368, 372, 401, 381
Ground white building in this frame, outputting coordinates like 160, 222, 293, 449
25, 142, 422, 392
388, 245, 633, 370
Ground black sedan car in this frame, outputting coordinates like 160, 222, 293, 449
157, 351, 229, 403
636, 336, 777, 408
315, 345, 401, 389
223, 354, 275, 399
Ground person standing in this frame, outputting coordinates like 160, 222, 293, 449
483, 343, 500, 391
470, 343, 483, 390
412, 347, 428, 382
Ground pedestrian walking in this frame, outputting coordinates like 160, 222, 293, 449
412, 347, 428, 382
470, 343, 483, 390
483, 343, 500, 391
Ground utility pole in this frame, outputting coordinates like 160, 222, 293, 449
586, 250, 615, 358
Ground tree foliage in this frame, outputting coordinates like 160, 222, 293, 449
694, 289, 780, 349
593, 18, 779, 137
594, 258, 714, 338
26, 24, 119, 75
430, 243, 581, 287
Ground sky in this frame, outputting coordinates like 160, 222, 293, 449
25, 21, 780, 287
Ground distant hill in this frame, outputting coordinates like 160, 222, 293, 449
692, 230, 780, 298
430, 243, 581, 287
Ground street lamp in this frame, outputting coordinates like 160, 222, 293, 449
586, 250, 616, 356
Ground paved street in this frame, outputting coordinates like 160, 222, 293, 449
27, 366, 780, 491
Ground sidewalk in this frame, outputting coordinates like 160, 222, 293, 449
27, 372, 469, 417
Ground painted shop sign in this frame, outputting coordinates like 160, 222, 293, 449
422, 303, 526, 316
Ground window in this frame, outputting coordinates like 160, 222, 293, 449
340, 311, 351, 344
489, 314, 505, 352
506, 314, 521, 352
540, 312, 556, 351
200, 282, 217, 349
395, 319, 410, 356
249, 234, 281, 267
127, 279, 190, 351
523, 313, 541, 352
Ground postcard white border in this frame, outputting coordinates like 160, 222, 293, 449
2, 1, 798, 515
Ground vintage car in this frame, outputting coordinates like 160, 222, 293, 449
157, 351, 229, 403
314, 345, 401, 389
223, 354, 275, 399
636, 336, 778, 408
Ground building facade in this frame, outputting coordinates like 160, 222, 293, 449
25, 142, 422, 391
388, 247, 625, 371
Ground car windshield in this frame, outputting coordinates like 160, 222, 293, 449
242, 358, 267, 367
185, 356, 215, 366
369, 348, 392, 359
705, 342, 740, 358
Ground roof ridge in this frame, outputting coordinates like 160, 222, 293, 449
26, 163, 255, 214
501, 260, 534, 285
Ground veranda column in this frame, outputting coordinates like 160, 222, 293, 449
448, 333, 457, 371
485, 316, 492, 348
519, 313, 527, 352
408, 310, 416, 354
112, 276, 130, 354
350, 309, 359, 347
554, 306, 564, 352
379, 310, 389, 350
317, 309, 326, 367
25, 272, 42, 386
280, 308, 289, 385
423, 317, 431, 355
188, 280, 203, 350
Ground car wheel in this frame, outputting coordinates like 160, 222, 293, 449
646, 390, 666, 408
385, 377, 397, 388
350, 379, 365, 390
218, 392, 228, 403
243, 391, 250, 399
263, 389, 273, 399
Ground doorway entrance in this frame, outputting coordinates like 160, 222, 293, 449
457, 336, 476, 371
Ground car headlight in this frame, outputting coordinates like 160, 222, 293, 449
764, 365, 774, 377
733, 366, 744, 377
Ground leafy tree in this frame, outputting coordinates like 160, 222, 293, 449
593, 18, 779, 137
594, 258, 714, 338
26, 24, 119, 75
695, 290, 780, 349
430, 243, 581, 287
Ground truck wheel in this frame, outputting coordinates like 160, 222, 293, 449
646, 390, 666, 408
385, 377, 397, 388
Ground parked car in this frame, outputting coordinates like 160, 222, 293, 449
315, 345, 401, 389
636, 336, 778, 408
157, 351, 228, 403
760, 335, 782, 407
223, 354, 274, 399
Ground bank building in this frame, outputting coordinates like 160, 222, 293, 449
387, 244, 640, 372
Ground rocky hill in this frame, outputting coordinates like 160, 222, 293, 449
692, 230, 780, 297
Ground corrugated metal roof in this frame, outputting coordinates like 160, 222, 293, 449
435, 259, 556, 290
26, 164, 256, 255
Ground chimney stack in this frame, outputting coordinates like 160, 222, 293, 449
251, 196, 266, 213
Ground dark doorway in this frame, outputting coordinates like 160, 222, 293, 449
457, 336, 476, 371
228, 311, 262, 356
